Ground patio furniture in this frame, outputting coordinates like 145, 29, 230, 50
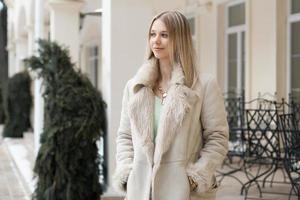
217, 91, 246, 185
241, 108, 280, 198
279, 114, 300, 200
289, 92, 300, 121
240, 98, 291, 199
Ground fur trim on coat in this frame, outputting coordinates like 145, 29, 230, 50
113, 164, 132, 194
113, 58, 229, 200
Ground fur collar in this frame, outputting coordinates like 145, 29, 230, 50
132, 59, 185, 93
128, 59, 200, 165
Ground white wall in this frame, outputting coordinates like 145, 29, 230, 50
102, 0, 153, 195
198, 5, 218, 75
248, 0, 277, 99
153, 0, 185, 13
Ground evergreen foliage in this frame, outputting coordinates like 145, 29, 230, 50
0, 85, 5, 124
24, 40, 106, 200
2, 71, 32, 137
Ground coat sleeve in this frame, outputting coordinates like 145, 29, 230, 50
113, 81, 134, 194
186, 75, 229, 194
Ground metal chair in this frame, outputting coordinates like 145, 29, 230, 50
217, 92, 246, 185
241, 107, 283, 199
289, 92, 300, 122
280, 114, 300, 200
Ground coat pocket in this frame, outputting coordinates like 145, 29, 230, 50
207, 175, 218, 192
126, 169, 133, 192
189, 175, 218, 200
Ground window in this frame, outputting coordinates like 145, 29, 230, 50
228, 33, 237, 92
187, 15, 196, 46
228, 2, 245, 27
288, 0, 300, 102
291, 0, 300, 14
291, 22, 300, 95
225, 1, 246, 96
188, 17, 196, 36
87, 46, 98, 89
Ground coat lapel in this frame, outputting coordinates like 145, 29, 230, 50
128, 59, 200, 165
128, 86, 155, 164
153, 82, 199, 164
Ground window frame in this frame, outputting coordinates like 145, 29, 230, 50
290, 0, 300, 15
187, 16, 196, 42
287, 0, 300, 98
183, 8, 198, 52
86, 44, 99, 89
224, 0, 246, 94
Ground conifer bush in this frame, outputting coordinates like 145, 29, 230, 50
24, 40, 106, 200
0, 85, 5, 124
2, 71, 32, 137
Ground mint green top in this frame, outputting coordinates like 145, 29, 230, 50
154, 96, 163, 142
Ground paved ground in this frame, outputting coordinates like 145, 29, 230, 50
0, 123, 298, 200
216, 161, 298, 200
0, 139, 30, 200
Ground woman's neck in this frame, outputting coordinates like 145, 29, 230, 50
158, 59, 172, 83
153, 59, 172, 99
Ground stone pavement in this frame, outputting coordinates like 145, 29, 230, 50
0, 122, 298, 200
216, 162, 298, 200
0, 138, 30, 200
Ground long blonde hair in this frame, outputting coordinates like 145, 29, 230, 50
146, 11, 197, 88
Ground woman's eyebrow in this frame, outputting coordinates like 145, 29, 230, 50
150, 30, 168, 33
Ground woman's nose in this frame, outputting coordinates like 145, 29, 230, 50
154, 35, 161, 44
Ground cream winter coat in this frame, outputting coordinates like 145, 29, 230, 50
113, 60, 229, 200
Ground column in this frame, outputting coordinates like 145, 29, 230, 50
15, 36, 28, 72
33, 0, 45, 154
5, 5, 16, 77
27, 24, 35, 56
6, 41, 16, 77
101, 0, 153, 196
48, 0, 84, 65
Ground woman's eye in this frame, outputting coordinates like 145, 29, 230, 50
161, 33, 168, 38
150, 33, 156, 37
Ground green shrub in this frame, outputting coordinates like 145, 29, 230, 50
25, 40, 106, 200
0, 85, 5, 124
2, 71, 32, 137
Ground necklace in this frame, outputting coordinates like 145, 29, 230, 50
158, 87, 167, 105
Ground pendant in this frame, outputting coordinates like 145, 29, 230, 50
162, 92, 167, 98
161, 92, 167, 105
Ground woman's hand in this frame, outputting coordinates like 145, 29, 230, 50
122, 182, 127, 191
188, 176, 198, 191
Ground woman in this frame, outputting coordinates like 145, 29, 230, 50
113, 11, 228, 200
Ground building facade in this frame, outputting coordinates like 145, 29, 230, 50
3, 0, 300, 197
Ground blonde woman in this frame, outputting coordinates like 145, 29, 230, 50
113, 11, 229, 200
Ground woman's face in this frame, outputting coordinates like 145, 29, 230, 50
149, 19, 170, 61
